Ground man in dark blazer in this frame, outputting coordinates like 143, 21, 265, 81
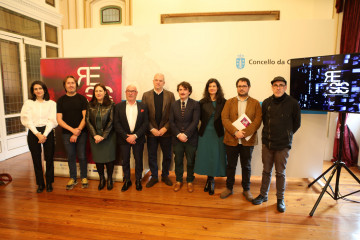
169, 81, 200, 193
114, 84, 148, 192
142, 73, 175, 188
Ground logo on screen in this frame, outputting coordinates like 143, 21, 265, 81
324, 70, 349, 95
236, 54, 245, 70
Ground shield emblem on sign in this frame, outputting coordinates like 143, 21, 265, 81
236, 55, 245, 69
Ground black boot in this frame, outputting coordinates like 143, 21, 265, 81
107, 178, 113, 190
208, 179, 215, 195
105, 161, 114, 190
204, 176, 213, 192
98, 174, 105, 190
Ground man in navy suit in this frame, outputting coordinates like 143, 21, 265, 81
114, 84, 148, 192
169, 81, 200, 193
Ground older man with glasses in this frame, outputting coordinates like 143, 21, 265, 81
252, 76, 301, 213
114, 84, 148, 192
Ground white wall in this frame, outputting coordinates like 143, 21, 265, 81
63, 18, 335, 177
132, 0, 334, 25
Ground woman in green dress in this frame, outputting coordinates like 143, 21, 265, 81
85, 83, 116, 190
194, 78, 226, 195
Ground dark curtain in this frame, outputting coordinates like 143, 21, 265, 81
332, 0, 360, 166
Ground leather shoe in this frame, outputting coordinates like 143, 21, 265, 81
98, 177, 105, 190
220, 188, 233, 199
187, 182, 194, 193
208, 180, 215, 195
252, 194, 268, 205
277, 199, 286, 213
161, 176, 173, 186
46, 183, 53, 192
37, 185, 45, 193
146, 177, 158, 188
243, 190, 253, 202
136, 180, 142, 191
173, 181, 182, 192
107, 179, 113, 190
121, 179, 132, 192
204, 180, 210, 192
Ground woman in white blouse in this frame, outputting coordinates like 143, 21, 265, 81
21, 81, 58, 193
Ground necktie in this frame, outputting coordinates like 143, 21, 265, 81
181, 101, 185, 118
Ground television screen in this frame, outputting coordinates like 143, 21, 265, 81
290, 53, 360, 113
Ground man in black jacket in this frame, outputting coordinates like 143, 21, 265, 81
252, 76, 301, 213
114, 84, 148, 192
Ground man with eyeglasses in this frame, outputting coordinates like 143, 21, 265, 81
252, 76, 301, 213
220, 77, 262, 200
114, 84, 148, 192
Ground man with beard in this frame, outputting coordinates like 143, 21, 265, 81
220, 77, 262, 201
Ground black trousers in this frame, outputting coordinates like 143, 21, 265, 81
225, 144, 254, 191
119, 143, 144, 181
27, 127, 55, 186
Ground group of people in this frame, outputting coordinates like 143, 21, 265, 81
20, 73, 301, 213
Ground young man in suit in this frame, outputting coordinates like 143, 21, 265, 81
142, 73, 175, 188
220, 77, 262, 201
114, 84, 148, 191
169, 81, 200, 193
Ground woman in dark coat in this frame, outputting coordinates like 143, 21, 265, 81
85, 83, 116, 190
194, 78, 227, 195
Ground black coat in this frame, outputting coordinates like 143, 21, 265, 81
114, 101, 148, 145
262, 93, 301, 150
169, 98, 200, 146
85, 102, 114, 139
198, 98, 226, 137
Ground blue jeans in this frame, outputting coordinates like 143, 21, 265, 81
147, 136, 172, 178
62, 132, 88, 179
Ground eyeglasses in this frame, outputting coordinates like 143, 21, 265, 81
272, 84, 286, 88
237, 85, 248, 88
126, 90, 137, 93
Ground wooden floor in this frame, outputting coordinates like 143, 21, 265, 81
1, 153, 360, 240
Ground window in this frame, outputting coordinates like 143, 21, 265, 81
101, 6, 121, 24
0, 6, 42, 40
45, 0, 55, 7
0, 39, 24, 115
45, 23, 58, 44
6, 117, 25, 135
46, 46, 58, 58
25, 45, 41, 90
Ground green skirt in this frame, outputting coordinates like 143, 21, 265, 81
89, 131, 116, 163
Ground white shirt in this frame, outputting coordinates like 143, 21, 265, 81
126, 101, 138, 132
20, 99, 58, 136
237, 96, 248, 144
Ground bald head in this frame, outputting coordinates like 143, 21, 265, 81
153, 73, 165, 92
125, 84, 138, 104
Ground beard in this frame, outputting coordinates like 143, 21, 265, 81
238, 92, 248, 97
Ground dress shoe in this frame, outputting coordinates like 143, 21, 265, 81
277, 199, 286, 213
135, 180, 142, 191
161, 176, 173, 186
121, 179, 132, 192
208, 180, 215, 195
37, 185, 45, 193
146, 177, 158, 188
220, 188, 233, 199
98, 176, 106, 190
187, 182, 194, 193
173, 181, 182, 192
107, 179, 113, 190
243, 190, 253, 202
46, 183, 53, 192
252, 194, 268, 205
